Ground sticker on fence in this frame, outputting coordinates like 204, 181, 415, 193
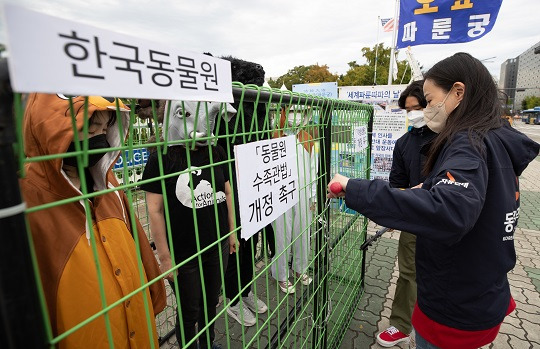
352, 126, 368, 152
113, 149, 149, 169
234, 135, 299, 240
370, 110, 407, 181
3, 4, 233, 102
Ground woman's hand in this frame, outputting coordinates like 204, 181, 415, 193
229, 232, 238, 254
327, 174, 350, 199
159, 256, 175, 281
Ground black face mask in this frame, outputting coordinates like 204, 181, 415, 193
64, 134, 110, 168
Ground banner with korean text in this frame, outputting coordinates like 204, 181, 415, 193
370, 110, 407, 181
235, 136, 299, 239
4, 5, 233, 102
338, 85, 407, 103
293, 82, 338, 99
396, 0, 503, 49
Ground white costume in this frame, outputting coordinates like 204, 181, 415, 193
272, 108, 318, 282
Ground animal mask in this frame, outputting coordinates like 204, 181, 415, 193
164, 100, 236, 146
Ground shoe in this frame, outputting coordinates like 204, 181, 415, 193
278, 280, 296, 294
376, 326, 410, 347
296, 273, 313, 286
243, 291, 268, 314
226, 301, 256, 327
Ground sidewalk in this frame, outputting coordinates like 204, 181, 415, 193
342, 154, 540, 348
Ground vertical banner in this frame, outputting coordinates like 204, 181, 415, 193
396, 0, 503, 49
370, 110, 407, 180
235, 135, 299, 239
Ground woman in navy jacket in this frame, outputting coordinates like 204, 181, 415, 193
328, 52, 540, 349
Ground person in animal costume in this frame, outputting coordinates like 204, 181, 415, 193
20, 93, 166, 348
271, 106, 317, 294
217, 56, 270, 327
140, 99, 237, 349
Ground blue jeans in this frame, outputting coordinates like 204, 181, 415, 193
414, 328, 441, 349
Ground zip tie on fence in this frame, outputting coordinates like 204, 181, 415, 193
0, 202, 27, 219
306, 296, 333, 330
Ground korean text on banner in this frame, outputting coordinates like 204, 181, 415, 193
396, 0, 503, 49
370, 110, 407, 181
292, 82, 338, 99
338, 85, 407, 103
3, 4, 233, 102
235, 135, 299, 240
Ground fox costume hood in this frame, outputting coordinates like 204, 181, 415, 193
20, 93, 166, 348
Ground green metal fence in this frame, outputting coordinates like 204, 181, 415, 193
3, 80, 372, 348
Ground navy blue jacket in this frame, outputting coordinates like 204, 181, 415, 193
389, 125, 436, 188
346, 124, 539, 330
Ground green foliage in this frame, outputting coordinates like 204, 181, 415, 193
522, 95, 540, 110
268, 44, 414, 88
339, 44, 412, 86
268, 64, 338, 90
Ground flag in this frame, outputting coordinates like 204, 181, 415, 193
381, 18, 395, 33
396, 0, 503, 49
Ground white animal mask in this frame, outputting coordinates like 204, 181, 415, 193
164, 100, 236, 146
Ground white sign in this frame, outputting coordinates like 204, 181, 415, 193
292, 82, 338, 99
3, 5, 233, 102
235, 136, 299, 239
338, 85, 408, 102
370, 110, 407, 181
352, 126, 368, 152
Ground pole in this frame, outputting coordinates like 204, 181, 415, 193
374, 16, 380, 85
387, 0, 400, 85
0, 59, 47, 348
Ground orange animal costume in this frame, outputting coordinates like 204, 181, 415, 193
20, 94, 166, 348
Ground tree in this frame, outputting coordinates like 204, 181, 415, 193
339, 44, 412, 86
268, 65, 312, 90
339, 65, 375, 86
522, 95, 540, 110
268, 64, 338, 90
304, 64, 338, 84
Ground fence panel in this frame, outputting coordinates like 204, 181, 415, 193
4, 82, 372, 349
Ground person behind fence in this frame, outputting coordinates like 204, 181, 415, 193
217, 55, 269, 328
327, 53, 540, 349
141, 100, 238, 349
376, 80, 436, 347
20, 93, 167, 348
271, 106, 317, 294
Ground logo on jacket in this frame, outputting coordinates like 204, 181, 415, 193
435, 171, 469, 188
502, 207, 519, 241
176, 168, 226, 209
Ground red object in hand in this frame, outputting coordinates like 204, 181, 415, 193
330, 182, 343, 194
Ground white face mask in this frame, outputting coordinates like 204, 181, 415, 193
423, 89, 458, 133
407, 110, 426, 128
284, 110, 310, 135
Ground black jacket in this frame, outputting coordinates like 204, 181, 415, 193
346, 124, 539, 330
389, 125, 436, 188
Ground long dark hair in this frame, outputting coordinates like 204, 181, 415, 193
423, 52, 502, 174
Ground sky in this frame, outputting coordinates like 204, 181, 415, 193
0, 0, 539, 82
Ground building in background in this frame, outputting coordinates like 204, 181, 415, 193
499, 57, 518, 108
500, 41, 540, 113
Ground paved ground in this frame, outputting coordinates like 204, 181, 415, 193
159, 121, 540, 348
341, 120, 540, 349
